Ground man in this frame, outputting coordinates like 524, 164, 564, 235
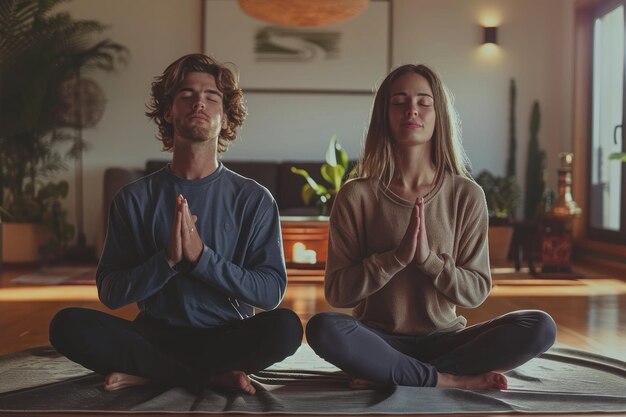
50, 54, 303, 395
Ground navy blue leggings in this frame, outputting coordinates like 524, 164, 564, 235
306, 310, 556, 387
49, 307, 303, 389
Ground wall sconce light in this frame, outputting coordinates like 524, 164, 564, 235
483, 26, 498, 45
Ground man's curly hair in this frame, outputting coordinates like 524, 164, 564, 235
145, 54, 246, 153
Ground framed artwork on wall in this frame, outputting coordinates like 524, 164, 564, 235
203, 0, 391, 94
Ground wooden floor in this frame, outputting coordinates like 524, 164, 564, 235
1, 262, 625, 417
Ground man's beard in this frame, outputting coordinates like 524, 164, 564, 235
176, 115, 221, 143
179, 124, 213, 142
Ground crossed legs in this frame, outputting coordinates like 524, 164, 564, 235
49, 307, 303, 393
306, 310, 556, 389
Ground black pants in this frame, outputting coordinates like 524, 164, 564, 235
49, 307, 303, 389
306, 310, 556, 387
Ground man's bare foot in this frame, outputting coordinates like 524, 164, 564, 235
104, 372, 153, 391
210, 370, 256, 395
436, 371, 508, 390
349, 377, 385, 390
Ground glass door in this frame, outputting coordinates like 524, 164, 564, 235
589, 0, 626, 244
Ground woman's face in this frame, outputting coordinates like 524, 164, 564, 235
388, 72, 436, 148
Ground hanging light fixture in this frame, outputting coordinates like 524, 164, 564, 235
237, 0, 369, 27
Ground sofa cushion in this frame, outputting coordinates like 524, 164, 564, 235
223, 161, 279, 198
145, 159, 170, 175
145, 159, 279, 199
139, 159, 353, 214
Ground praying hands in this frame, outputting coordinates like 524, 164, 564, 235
166, 194, 203, 267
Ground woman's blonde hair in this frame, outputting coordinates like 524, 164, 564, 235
356, 64, 471, 187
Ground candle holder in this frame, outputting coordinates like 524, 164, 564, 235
550, 153, 581, 218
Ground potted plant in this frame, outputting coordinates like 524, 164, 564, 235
0, 0, 128, 262
475, 170, 519, 263
290, 135, 350, 216
475, 171, 519, 221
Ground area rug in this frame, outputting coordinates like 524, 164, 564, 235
11, 266, 97, 285
0, 344, 625, 414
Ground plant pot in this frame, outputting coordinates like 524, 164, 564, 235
1, 222, 50, 264
488, 225, 514, 263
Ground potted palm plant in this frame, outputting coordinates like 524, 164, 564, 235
0, 0, 128, 262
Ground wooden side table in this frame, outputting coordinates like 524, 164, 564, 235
511, 220, 541, 273
280, 216, 329, 267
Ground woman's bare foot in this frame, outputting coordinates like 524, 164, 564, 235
210, 370, 256, 395
349, 377, 385, 390
436, 371, 508, 390
104, 372, 153, 391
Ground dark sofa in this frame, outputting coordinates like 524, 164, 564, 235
103, 159, 340, 228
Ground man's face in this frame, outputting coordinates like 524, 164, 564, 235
165, 72, 227, 145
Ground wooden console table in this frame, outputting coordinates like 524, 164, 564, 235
280, 216, 329, 282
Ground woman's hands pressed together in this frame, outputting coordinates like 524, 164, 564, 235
394, 197, 429, 266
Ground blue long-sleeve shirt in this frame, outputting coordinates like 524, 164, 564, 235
96, 162, 287, 327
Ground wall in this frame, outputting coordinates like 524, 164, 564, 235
393, 0, 574, 217
59, 0, 575, 248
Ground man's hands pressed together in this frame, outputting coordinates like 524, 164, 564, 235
167, 194, 203, 268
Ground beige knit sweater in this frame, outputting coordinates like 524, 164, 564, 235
325, 171, 492, 336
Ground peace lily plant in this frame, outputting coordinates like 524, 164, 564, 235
291, 135, 350, 216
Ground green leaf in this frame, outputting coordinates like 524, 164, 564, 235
336, 145, 349, 171
609, 152, 626, 162
57, 180, 69, 197
301, 184, 316, 205
291, 166, 321, 191
475, 170, 519, 219
325, 135, 338, 166
321, 163, 345, 192
316, 184, 330, 196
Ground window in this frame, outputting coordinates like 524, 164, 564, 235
588, 0, 626, 244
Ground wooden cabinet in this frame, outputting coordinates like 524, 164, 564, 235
280, 216, 328, 283
280, 216, 329, 266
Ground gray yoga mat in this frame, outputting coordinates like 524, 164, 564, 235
0, 344, 625, 414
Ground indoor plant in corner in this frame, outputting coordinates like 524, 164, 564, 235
475, 171, 520, 221
290, 135, 350, 216
0, 0, 128, 263
475, 171, 519, 263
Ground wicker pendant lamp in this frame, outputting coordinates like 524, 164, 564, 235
237, 0, 369, 27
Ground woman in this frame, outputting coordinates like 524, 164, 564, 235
306, 64, 556, 390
